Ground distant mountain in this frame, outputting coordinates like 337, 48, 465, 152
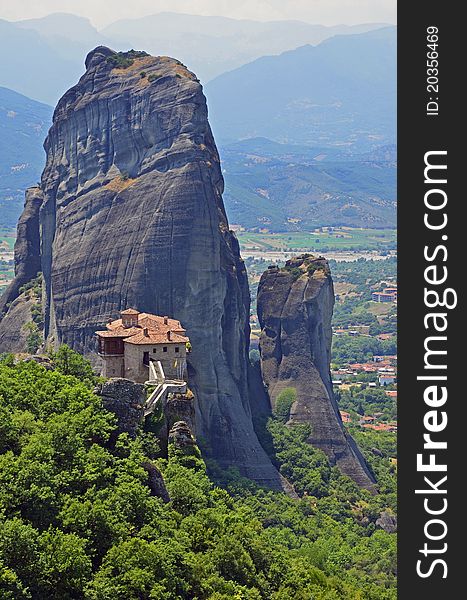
102, 13, 387, 82
0, 16, 95, 105
219, 138, 396, 230
0, 87, 52, 228
16, 12, 104, 45
0, 12, 387, 104
206, 27, 396, 152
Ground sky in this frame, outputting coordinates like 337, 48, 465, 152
0, 0, 396, 28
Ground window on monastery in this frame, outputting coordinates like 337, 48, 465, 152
153, 348, 157, 353
175, 347, 180, 353
163, 347, 168, 352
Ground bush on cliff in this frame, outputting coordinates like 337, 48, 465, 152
273, 387, 297, 423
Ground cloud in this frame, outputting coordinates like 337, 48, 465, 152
1, 0, 396, 28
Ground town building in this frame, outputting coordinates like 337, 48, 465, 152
339, 411, 351, 423
371, 291, 397, 303
96, 309, 189, 383
333, 325, 371, 336
378, 374, 396, 386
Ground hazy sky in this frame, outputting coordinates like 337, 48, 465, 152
0, 0, 396, 28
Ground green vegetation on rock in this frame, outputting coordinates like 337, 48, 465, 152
273, 388, 297, 423
106, 50, 149, 69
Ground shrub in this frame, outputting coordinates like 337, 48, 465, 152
23, 322, 42, 354
274, 387, 297, 423
106, 50, 148, 70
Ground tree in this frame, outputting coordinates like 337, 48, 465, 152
49, 345, 95, 382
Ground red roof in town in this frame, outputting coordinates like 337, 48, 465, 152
120, 308, 140, 315
363, 423, 397, 432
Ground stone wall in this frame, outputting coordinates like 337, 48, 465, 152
101, 354, 125, 378
124, 342, 187, 382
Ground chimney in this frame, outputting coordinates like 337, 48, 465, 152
163, 316, 169, 325
143, 328, 149, 337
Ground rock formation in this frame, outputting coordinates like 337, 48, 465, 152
257, 255, 375, 489
95, 378, 146, 438
0, 187, 43, 317
156, 391, 196, 453
142, 461, 171, 503
0, 47, 285, 490
0, 187, 44, 353
376, 510, 397, 533
168, 420, 197, 452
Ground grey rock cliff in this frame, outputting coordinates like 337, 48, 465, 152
157, 392, 196, 453
376, 510, 397, 533
169, 420, 197, 451
257, 255, 375, 489
0, 187, 43, 317
142, 461, 171, 503
0, 47, 285, 490
0, 293, 37, 353
95, 378, 146, 438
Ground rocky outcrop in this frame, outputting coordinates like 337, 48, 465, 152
257, 255, 375, 489
0, 293, 37, 353
376, 511, 397, 533
142, 461, 171, 503
0, 47, 285, 490
157, 391, 196, 452
95, 378, 146, 438
0, 187, 43, 318
169, 420, 197, 451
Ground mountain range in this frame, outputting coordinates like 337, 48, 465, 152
0, 86, 52, 228
219, 138, 396, 230
1, 12, 386, 104
206, 26, 396, 152
0, 18, 396, 231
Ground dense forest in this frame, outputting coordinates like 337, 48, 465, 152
0, 351, 396, 599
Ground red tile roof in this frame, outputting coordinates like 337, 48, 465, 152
124, 330, 188, 345
96, 327, 141, 338
96, 310, 189, 345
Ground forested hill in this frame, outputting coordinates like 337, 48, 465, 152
0, 350, 396, 599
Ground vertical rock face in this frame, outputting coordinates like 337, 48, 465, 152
0, 47, 285, 490
157, 392, 196, 453
0, 187, 43, 317
257, 255, 375, 489
95, 378, 146, 438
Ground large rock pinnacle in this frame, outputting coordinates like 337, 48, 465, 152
257, 255, 376, 489
0, 47, 286, 490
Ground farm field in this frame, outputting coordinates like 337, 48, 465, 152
237, 227, 396, 253
0, 230, 15, 251
0, 230, 15, 292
